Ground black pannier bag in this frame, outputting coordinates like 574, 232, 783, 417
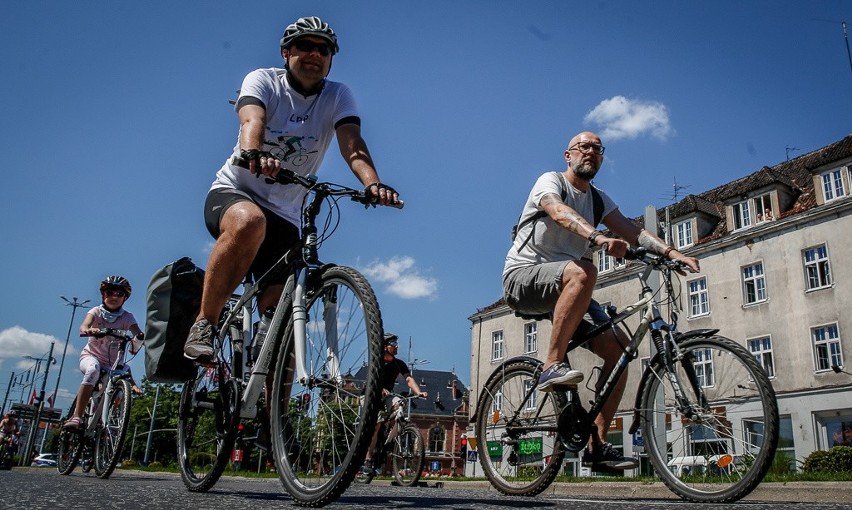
144, 257, 204, 383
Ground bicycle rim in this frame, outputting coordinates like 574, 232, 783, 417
94, 379, 132, 478
476, 360, 567, 496
640, 335, 779, 502
271, 266, 384, 507
177, 362, 239, 492
392, 426, 425, 487
57, 429, 82, 475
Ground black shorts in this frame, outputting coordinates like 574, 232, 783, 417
204, 187, 300, 285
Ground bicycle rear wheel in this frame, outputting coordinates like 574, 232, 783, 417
640, 335, 779, 502
475, 359, 567, 496
57, 400, 83, 475
270, 265, 384, 507
176, 359, 240, 492
94, 378, 132, 478
392, 425, 425, 487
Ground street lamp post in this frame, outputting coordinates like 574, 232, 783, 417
21, 344, 55, 466
54, 297, 90, 410
144, 384, 161, 465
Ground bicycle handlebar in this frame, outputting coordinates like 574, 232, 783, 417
80, 328, 135, 339
231, 155, 404, 209
624, 247, 695, 273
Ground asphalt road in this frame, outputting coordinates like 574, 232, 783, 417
5, 468, 851, 510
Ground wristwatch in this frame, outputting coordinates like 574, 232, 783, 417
587, 230, 603, 248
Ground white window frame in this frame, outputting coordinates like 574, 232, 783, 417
821, 168, 846, 202
692, 347, 715, 387
523, 322, 537, 354
812, 323, 843, 372
524, 378, 537, 411
732, 193, 773, 229
675, 220, 694, 249
803, 244, 832, 291
491, 330, 504, 361
732, 200, 752, 230
747, 335, 775, 378
491, 390, 503, 414
753, 194, 772, 223
688, 277, 710, 317
742, 261, 767, 305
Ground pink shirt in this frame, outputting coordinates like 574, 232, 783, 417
79, 306, 140, 366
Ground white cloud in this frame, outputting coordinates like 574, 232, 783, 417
359, 256, 438, 300
0, 326, 62, 369
584, 96, 674, 141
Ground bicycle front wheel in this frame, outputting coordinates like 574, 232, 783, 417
475, 359, 567, 496
57, 400, 82, 475
271, 265, 384, 507
640, 335, 779, 503
392, 425, 425, 487
94, 378, 132, 478
176, 362, 240, 492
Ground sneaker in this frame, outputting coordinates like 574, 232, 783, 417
537, 362, 584, 392
582, 442, 639, 470
184, 319, 215, 362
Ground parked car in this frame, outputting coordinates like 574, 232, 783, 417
31, 453, 57, 467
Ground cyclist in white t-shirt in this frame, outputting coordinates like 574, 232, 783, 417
185, 16, 401, 363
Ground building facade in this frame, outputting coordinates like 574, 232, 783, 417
468, 135, 852, 476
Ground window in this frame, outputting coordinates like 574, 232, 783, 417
429, 426, 446, 453
732, 200, 752, 230
692, 348, 715, 387
524, 378, 537, 410
491, 330, 504, 361
596, 251, 625, 274
822, 415, 852, 448
491, 390, 503, 415
688, 277, 710, 317
747, 336, 775, 378
803, 244, 832, 290
524, 322, 537, 353
812, 323, 843, 372
675, 220, 693, 249
821, 168, 846, 202
742, 262, 767, 304
732, 193, 772, 229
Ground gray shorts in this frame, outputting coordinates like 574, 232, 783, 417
503, 261, 610, 338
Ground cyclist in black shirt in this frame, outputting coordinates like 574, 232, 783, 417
364, 333, 427, 470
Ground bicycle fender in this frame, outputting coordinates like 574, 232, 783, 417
627, 329, 720, 434
472, 356, 543, 422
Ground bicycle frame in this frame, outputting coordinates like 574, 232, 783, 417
83, 336, 134, 438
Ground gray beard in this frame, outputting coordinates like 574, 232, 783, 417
573, 162, 599, 181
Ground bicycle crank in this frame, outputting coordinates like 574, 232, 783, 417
557, 390, 591, 452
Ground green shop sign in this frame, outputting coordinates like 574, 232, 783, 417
487, 441, 502, 457
518, 438, 543, 455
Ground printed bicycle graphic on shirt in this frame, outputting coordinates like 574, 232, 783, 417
267, 135, 319, 167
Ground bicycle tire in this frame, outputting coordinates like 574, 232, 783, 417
94, 378, 132, 478
270, 265, 384, 507
392, 425, 425, 487
57, 399, 83, 475
640, 335, 779, 503
475, 359, 568, 496
176, 360, 241, 492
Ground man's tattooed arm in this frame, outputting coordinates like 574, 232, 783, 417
541, 193, 595, 237
637, 229, 671, 255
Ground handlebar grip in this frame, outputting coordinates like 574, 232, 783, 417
624, 247, 647, 260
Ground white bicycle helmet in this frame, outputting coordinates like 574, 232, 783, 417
280, 16, 339, 54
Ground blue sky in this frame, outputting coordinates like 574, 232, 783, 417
2, 0, 851, 411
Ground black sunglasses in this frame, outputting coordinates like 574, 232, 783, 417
292, 39, 332, 57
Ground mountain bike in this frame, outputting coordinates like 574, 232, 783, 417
475, 248, 779, 503
57, 328, 136, 478
177, 160, 400, 507
355, 393, 426, 487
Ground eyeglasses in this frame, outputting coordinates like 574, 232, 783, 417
104, 290, 127, 298
386, 341, 398, 347
569, 142, 605, 155
292, 39, 332, 57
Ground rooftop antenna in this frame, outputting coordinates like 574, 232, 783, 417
844, 21, 852, 76
785, 146, 800, 161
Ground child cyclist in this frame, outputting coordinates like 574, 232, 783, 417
62, 276, 144, 430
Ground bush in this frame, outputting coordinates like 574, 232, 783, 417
802, 446, 852, 473
147, 461, 164, 469
122, 459, 138, 467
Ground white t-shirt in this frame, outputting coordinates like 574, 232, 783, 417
211, 68, 359, 225
503, 172, 617, 278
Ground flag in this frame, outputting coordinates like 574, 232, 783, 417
28, 389, 37, 405
47, 394, 54, 408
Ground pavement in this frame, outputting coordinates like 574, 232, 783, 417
370, 479, 852, 504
